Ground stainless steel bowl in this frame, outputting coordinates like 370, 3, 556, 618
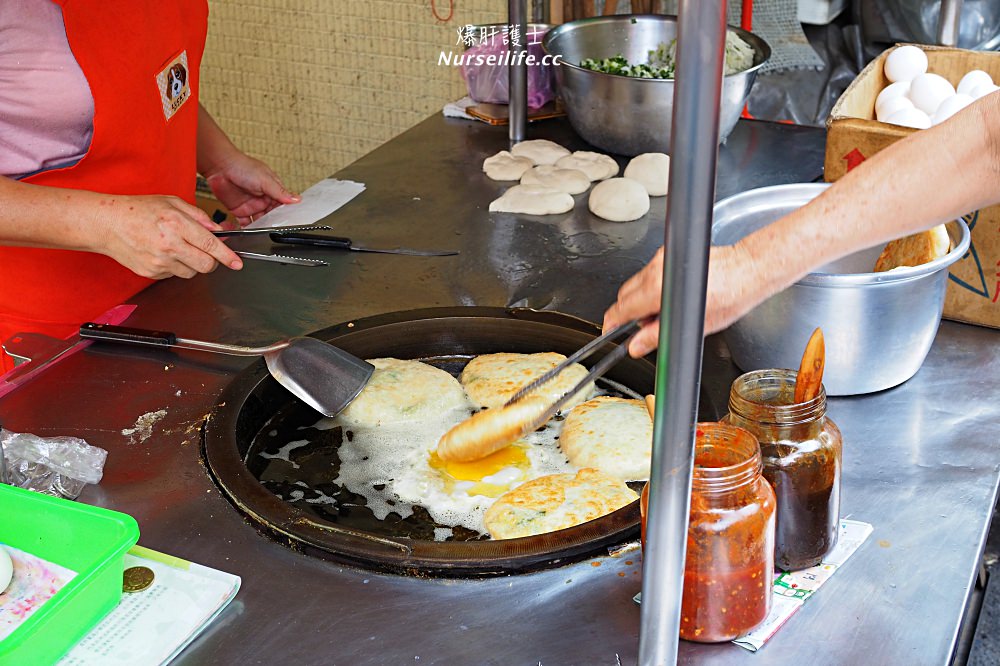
712, 183, 971, 396
542, 15, 769, 156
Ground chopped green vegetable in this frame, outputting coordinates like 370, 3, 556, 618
579, 31, 754, 79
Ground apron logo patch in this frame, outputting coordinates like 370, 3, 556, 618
155, 51, 191, 121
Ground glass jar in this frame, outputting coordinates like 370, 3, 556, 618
725, 369, 843, 571
643, 422, 775, 642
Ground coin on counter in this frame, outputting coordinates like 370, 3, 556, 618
122, 565, 155, 593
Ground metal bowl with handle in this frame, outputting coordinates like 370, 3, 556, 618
712, 183, 971, 396
542, 15, 770, 156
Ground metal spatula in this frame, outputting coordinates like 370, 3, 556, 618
79, 323, 374, 417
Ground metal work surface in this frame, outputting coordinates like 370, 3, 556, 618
1, 114, 997, 664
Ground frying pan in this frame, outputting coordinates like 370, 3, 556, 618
203, 307, 716, 577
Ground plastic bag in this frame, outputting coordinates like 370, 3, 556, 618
0, 428, 108, 500
460, 31, 556, 109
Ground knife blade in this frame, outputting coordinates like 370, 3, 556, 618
212, 225, 332, 237
236, 251, 327, 267
269, 232, 459, 257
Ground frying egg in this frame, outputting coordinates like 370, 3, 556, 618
330, 405, 575, 536
0, 545, 12, 593
883, 45, 928, 83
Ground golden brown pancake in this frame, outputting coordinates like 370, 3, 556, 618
459, 352, 595, 410
483, 468, 638, 539
560, 396, 653, 481
873, 224, 950, 272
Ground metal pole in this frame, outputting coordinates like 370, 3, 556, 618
638, 0, 727, 664
508, 0, 528, 142
937, 0, 964, 46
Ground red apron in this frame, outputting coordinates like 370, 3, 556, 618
0, 0, 208, 371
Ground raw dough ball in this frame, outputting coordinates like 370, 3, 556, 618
489, 184, 575, 215
623, 152, 670, 197
483, 150, 534, 181
588, 178, 650, 222
884, 45, 928, 83
957, 70, 994, 96
908, 73, 955, 115
510, 139, 570, 166
520, 165, 591, 195
556, 151, 619, 181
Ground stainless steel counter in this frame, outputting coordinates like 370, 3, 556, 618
2, 115, 997, 665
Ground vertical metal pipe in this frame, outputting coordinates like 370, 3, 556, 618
937, 0, 964, 46
532, 0, 547, 24
638, 1, 727, 664
508, 0, 528, 142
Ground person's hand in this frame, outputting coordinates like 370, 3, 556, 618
97, 194, 243, 279
603, 243, 760, 357
602, 247, 664, 357
203, 151, 300, 226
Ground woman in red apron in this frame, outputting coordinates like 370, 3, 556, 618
0, 0, 298, 371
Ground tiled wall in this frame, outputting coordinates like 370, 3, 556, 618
200, 1, 506, 192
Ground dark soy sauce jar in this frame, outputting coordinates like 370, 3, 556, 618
724, 369, 842, 571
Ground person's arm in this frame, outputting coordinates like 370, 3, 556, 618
196, 104, 300, 225
0, 175, 242, 278
605, 91, 1000, 356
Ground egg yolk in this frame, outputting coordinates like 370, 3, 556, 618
429, 445, 529, 497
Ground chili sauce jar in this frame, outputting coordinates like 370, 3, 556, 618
642, 422, 775, 642
725, 369, 842, 571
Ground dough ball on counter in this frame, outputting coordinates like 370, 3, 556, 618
483, 150, 535, 181
489, 184, 574, 215
519, 165, 591, 195
623, 152, 670, 197
510, 139, 570, 166
588, 178, 650, 222
555, 151, 619, 181
560, 396, 652, 481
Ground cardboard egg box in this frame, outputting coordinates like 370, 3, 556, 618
825, 44, 1000, 329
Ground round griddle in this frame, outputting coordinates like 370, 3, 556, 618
204, 307, 677, 577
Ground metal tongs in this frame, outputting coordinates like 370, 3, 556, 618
504, 319, 642, 432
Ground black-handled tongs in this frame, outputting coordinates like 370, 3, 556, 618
504, 319, 642, 431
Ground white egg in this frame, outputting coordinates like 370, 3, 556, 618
875, 81, 912, 118
0, 545, 12, 593
957, 70, 994, 96
971, 82, 1000, 100
884, 45, 928, 83
884, 107, 932, 130
908, 73, 956, 115
932, 93, 974, 125
876, 95, 915, 123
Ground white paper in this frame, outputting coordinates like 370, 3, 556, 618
58, 547, 240, 666
443, 96, 476, 120
244, 178, 365, 229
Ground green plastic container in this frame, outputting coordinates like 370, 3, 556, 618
0, 484, 139, 665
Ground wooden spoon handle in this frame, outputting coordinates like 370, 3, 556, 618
794, 327, 826, 403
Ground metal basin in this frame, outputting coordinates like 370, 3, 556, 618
712, 183, 971, 396
542, 15, 769, 156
